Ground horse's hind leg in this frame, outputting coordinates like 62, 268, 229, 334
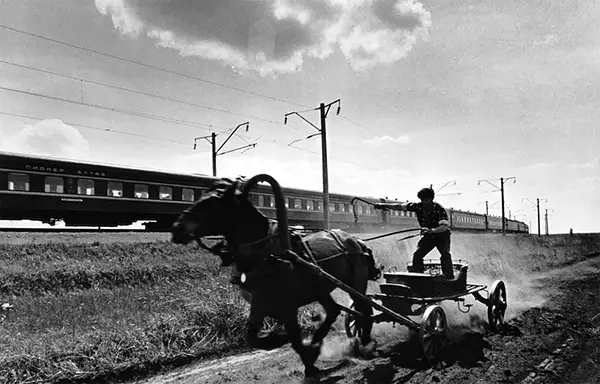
354, 296, 374, 346
282, 310, 321, 378
311, 293, 341, 347
350, 270, 375, 348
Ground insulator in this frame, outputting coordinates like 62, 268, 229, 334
284, 116, 288, 124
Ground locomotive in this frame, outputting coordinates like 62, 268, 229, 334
0, 151, 528, 233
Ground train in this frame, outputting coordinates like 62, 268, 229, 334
0, 151, 529, 233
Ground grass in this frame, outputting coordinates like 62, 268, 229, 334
0, 240, 323, 384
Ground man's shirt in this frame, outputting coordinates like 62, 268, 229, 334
405, 202, 449, 229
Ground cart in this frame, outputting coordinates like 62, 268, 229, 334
343, 259, 507, 360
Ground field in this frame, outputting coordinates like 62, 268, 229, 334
1, 231, 599, 384
0, 232, 323, 384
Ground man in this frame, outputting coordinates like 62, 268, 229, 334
374, 187, 454, 279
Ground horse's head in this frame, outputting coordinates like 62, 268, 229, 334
171, 178, 269, 246
171, 178, 241, 244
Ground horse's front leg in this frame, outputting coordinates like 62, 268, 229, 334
281, 310, 321, 378
311, 293, 341, 347
246, 300, 288, 350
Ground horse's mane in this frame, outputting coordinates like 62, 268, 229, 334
209, 178, 269, 224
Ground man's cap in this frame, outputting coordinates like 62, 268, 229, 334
417, 187, 435, 200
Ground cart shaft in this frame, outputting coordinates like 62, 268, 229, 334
294, 256, 420, 329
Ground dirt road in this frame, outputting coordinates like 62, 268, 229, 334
137, 255, 600, 384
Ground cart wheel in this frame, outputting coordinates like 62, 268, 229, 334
419, 305, 447, 361
344, 302, 363, 339
488, 280, 507, 332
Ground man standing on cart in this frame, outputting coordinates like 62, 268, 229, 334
374, 187, 454, 279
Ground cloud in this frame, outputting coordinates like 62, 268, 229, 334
0, 119, 91, 160
95, 0, 431, 75
363, 134, 410, 148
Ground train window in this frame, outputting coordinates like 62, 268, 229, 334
8, 173, 30, 191
258, 195, 265, 206
107, 181, 123, 197
294, 198, 302, 209
315, 200, 322, 211
182, 188, 194, 202
134, 184, 149, 199
268, 196, 275, 208
77, 179, 95, 195
284, 198, 289, 208
306, 200, 314, 210
357, 205, 363, 214
159, 186, 172, 200
44, 176, 64, 193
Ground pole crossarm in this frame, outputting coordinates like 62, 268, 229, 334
193, 134, 213, 149
287, 132, 321, 146
216, 122, 250, 154
477, 179, 499, 191
218, 143, 257, 156
434, 180, 457, 193
438, 192, 462, 197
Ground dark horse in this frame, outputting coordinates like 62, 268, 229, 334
171, 176, 381, 378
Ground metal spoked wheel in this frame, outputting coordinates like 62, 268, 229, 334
488, 280, 507, 332
344, 302, 364, 339
419, 305, 447, 361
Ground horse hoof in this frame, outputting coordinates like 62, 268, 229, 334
305, 365, 321, 378
356, 340, 377, 359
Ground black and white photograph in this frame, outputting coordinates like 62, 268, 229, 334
0, 1, 599, 383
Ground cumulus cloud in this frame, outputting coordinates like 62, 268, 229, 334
95, 0, 431, 75
0, 119, 91, 160
363, 134, 410, 148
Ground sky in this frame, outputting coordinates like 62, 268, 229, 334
0, 0, 598, 234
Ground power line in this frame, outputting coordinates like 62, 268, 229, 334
0, 111, 190, 146
0, 85, 233, 132
0, 24, 310, 108
0, 59, 292, 127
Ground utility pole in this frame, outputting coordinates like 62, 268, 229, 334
536, 198, 540, 236
478, 177, 516, 234
522, 197, 547, 236
544, 208, 554, 235
285, 99, 341, 230
193, 122, 256, 176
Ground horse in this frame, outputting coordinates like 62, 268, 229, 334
171, 176, 381, 378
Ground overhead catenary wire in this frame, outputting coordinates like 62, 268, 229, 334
0, 111, 191, 146
0, 85, 233, 132
0, 59, 297, 127
0, 24, 311, 109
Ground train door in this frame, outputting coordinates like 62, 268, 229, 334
65, 177, 77, 195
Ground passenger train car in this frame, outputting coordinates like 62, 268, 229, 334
0, 152, 528, 233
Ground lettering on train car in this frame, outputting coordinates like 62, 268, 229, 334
25, 164, 106, 177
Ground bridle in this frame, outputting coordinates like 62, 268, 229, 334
179, 207, 279, 261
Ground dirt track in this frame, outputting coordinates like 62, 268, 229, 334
135, 233, 600, 384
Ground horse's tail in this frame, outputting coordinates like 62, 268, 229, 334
358, 240, 383, 281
